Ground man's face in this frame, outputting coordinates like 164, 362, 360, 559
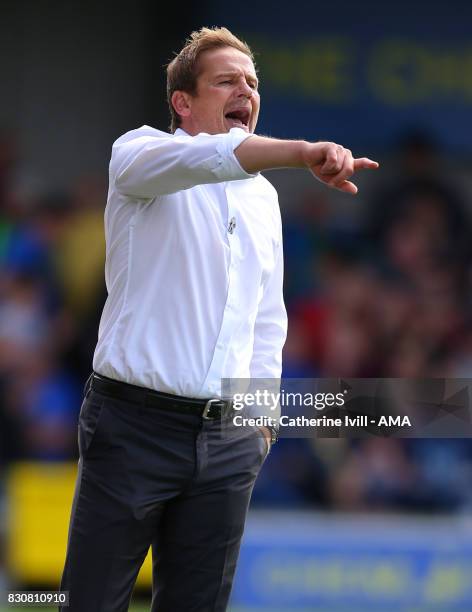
176, 46, 260, 135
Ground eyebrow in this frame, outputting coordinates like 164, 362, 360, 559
214, 71, 259, 85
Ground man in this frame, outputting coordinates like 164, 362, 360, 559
60, 26, 378, 611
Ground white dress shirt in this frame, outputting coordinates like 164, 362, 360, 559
93, 125, 287, 399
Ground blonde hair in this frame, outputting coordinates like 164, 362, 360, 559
166, 27, 255, 132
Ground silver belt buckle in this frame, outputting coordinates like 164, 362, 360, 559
202, 398, 222, 420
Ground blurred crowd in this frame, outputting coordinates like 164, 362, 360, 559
1, 127, 472, 523
0, 129, 107, 465
255, 130, 472, 513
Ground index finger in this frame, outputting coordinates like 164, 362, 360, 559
353, 158, 379, 170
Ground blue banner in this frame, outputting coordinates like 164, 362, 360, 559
203, 1, 472, 153
230, 512, 472, 610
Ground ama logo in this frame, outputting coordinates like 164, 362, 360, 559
378, 415, 411, 426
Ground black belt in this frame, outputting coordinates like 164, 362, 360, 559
89, 373, 233, 420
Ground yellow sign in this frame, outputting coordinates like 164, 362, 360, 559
6, 462, 152, 586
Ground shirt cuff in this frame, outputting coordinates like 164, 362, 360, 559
212, 128, 258, 181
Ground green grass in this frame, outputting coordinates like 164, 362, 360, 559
0, 608, 455, 612
0, 604, 452, 612
0, 609, 457, 612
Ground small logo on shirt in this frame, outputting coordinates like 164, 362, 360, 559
228, 217, 236, 234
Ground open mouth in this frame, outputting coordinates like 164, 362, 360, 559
225, 108, 250, 129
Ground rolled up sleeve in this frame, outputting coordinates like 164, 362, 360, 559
112, 128, 257, 198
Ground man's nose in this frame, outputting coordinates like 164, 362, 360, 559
237, 80, 253, 98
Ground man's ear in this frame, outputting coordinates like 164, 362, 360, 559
171, 91, 192, 120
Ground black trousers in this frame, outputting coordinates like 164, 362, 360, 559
59, 386, 268, 611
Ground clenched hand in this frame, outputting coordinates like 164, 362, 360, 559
304, 142, 379, 194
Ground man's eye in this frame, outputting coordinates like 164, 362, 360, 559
219, 80, 232, 85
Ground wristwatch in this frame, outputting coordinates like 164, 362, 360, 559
267, 423, 279, 446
